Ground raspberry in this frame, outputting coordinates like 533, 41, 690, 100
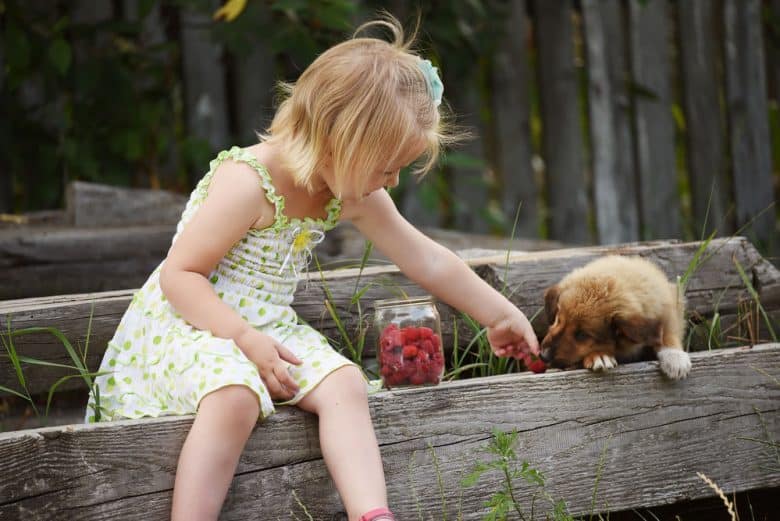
527, 357, 547, 374
418, 326, 434, 339
404, 327, 420, 341
402, 344, 418, 358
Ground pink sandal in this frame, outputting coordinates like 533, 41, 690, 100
359, 507, 396, 521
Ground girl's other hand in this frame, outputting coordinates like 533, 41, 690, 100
234, 328, 303, 400
486, 312, 540, 360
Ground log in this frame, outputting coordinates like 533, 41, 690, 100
65, 181, 187, 228
0, 221, 561, 299
0, 345, 777, 519
1, 237, 778, 399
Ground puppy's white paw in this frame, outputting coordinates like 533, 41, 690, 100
585, 353, 617, 372
657, 348, 691, 380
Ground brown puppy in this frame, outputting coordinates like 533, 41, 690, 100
541, 255, 691, 379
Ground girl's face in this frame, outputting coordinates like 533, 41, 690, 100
325, 138, 428, 203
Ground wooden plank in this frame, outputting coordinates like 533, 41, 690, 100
0, 225, 173, 299
0, 222, 562, 299
65, 181, 186, 227
0, 345, 777, 519
491, 0, 538, 238
677, 0, 732, 238
1, 237, 778, 398
179, 0, 230, 157
723, 0, 775, 246
231, 7, 277, 144
582, 0, 639, 244
629, 0, 681, 240
449, 76, 491, 234
532, 0, 590, 244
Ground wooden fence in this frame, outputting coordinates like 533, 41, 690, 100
26, 0, 777, 248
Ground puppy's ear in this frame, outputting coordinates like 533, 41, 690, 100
544, 285, 560, 324
612, 315, 663, 346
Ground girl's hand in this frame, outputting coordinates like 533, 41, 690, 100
486, 311, 540, 360
234, 328, 303, 400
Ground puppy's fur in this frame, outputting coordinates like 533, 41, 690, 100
541, 255, 691, 379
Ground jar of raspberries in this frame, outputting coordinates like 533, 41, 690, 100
374, 296, 445, 389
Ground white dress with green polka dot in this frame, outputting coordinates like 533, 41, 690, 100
85, 146, 358, 423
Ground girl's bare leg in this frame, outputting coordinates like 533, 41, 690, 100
297, 366, 388, 520
171, 385, 260, 521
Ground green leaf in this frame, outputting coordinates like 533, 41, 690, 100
48, 38, 72, 75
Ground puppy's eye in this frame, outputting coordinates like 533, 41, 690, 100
574, 330, 590, 342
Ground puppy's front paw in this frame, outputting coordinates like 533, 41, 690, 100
657, 348, 691, 380
583, 352, 617, 372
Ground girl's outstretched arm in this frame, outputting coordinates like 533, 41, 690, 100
343, 190, 539, 358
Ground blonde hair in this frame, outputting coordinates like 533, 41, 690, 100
261, 14, 456, 196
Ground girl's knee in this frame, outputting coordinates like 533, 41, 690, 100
330, 366, 368, 400
199, 385, 260, 427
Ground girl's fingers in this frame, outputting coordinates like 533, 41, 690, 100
275, 343, 303, 365
273, 364, 300, 396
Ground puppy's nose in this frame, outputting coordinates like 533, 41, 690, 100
540, 348, 553, 364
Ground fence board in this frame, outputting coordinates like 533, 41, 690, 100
724, 0, 775, 246
232, 6, 276, 144
2, 237, 778, 398
179, 1, 230, 162
582, 0, 639, 245
491, 0, 538, 238
532, 0, 590, 244
677, 0, 732, 238
0, 345, 777, 520
450, 75, 491, 234
629, 0, 680, 240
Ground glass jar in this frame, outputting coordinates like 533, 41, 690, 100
373, 296, 444, 389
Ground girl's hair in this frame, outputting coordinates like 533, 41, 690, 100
261, 14, 457, 196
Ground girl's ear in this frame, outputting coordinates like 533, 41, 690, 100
544, 285, 560, 324
612, 315, 662, 346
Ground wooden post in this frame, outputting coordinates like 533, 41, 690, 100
179, 1, 231, 159
582, 0, 639, 245
491, 0, 538, 238
449, 72, 491, 234
629, 0, 680, 240
231, 7, 277, 144
532, 0, 590, 244
677, 0, 732, 238
724, 0, 775, 247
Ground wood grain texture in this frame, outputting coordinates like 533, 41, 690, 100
1, 238, 778, 399
723, 0, 775, 245
629, 0, 681, 240
0, 345, 777, 520
677, 0, 732, 237
582, 0, 638, 244
532, 0, 590, 244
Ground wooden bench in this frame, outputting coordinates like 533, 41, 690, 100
1, 237, 778, 518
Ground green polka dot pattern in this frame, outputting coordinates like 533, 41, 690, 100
85, 147, 363, 423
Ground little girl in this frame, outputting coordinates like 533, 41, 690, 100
86, 15, 539, 521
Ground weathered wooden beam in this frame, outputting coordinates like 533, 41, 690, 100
0, 221, 562, 299
582, 0, 639, 244
65, 181, 187, 228
1, 345, 777, 520
1, 238, 778, 399
532, 0, 590, 244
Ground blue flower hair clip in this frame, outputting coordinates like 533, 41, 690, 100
418, 58, 443, 107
